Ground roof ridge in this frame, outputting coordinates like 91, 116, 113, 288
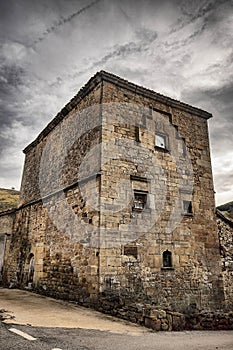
98, 70, 212, 117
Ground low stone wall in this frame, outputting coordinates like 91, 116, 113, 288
144, 309, 233, 331
97, 295, 233, 331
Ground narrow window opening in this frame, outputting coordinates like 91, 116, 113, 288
135, 126, 140, 142
183, 200, 193, 214
149, 106, 153, 116
28, 254, 34, 283
163, 250, 172, 268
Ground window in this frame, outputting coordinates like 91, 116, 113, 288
163, 250, 172, 268
155, 133, 167, 149
28, 253, 34, 283
183, 200, 193, 214
124, 246, 138, 259
133, 191, 147, 210
135, 126, 140, 142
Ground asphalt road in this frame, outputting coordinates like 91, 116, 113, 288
1, 322, 233, 350
0, 288, 233, 350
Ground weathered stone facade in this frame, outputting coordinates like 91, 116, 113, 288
217, 210, 233, 310
0, 209, 16, 284
1, 71, 232, 329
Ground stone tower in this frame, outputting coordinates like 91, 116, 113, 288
2, 71, 225, 318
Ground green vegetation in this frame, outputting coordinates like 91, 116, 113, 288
0, 188, 20, 212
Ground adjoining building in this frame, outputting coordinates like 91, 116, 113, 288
217, 203, 233, 310
0, 188, 19, 285
1, 71, 232, 330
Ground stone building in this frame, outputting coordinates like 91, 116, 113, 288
0, 189, 19, 284
1, 71, 232, 329
217, 207, 233, 310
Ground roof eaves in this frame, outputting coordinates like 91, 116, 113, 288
99, 70, 213, 120
216, 209, 233, 228
23, 72, 102, 154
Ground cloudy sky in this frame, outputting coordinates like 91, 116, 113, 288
0, 0, 232, 206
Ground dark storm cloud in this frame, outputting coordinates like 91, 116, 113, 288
0, 63, 26, 154
93, 29, 158, 66
173, 0, 231, 33
209, 83, 233, 113
49, 26, 158, 88
166, 0, 232, 52
0, 63, 24, 89
182, 78, 233, 205
0, 63, 25, 126
184, 82, 233, 117
182, 83, 233, 146
32, 0, 102, 47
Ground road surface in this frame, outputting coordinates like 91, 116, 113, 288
1, 288, 233, 350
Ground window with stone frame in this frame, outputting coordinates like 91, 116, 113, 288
155, 132, 168, 149
133, 190, 148, 210
183, 200, 193, 215
163, 250, 172, 268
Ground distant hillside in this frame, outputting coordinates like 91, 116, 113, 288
217, 201, 233, 222
0, 188, 20, 212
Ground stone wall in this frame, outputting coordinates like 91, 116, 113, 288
0, 210, 15, 284
19, 81, 102, 205
97, 80, 224, 313
3, 79, 103, 302
217, 211, 233, 309
3, 178, 101, 304
97, 299, 233, 331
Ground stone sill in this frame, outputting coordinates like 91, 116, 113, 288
161, 267, 175, 271
182, 213, 194, 217
154, 146, 170, 153
132, 208, 152, 214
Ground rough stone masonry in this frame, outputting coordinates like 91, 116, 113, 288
0, 71, 232, 330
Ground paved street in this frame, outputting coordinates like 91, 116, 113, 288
0, 288, 144, 333
1, 288, 233, 350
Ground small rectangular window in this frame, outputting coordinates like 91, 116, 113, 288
133, 191, 147, 210
124, 246, 138, 259
155, 133, 167, 149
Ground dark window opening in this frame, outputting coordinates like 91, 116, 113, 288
149, 106, 153, 116
135, 126, 140, 142
163, 250, 172, 268
124, 246, 138, 259
133, 191, 147, 210
28, 254, 34, 283
183, 200, 193, 214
